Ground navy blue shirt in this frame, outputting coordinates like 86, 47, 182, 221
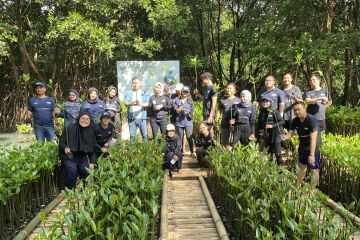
290, 113, 321, 155
28, 96, 55, 127
257, 87, 285, 111
219, 97, 240, 127
80, 99, 105, 121
202, 85, 217, 119
93, 123, 115, 150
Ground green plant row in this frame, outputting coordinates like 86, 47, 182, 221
319, 133, 360, 215
208, 145, 357, 239
326, 106, 360, 136
38, 138, 165, 239
0, 142, 61, 239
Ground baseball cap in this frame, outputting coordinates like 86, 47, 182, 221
100, 111, 111, 119
106, 104, 117, 112
35, 82, 45, 87
166, 124, 175, 131
175, 83, 184, 91
261, 96, 272, 102
182, 86, 190, 93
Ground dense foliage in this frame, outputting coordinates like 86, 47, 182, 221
319, 133, 360, 215
208, 145, 357, 239
0, 142, 61, 239
1, 0, 359, 132
326, 106, 360, 136
37, 138, 165, 239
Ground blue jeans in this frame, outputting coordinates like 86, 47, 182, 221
165, 151, 183, 169
61, 153, 89, 189
129, 118, 148, 140
34, 125, 55, 142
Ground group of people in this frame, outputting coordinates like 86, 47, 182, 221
193, 72, 331, 188
27, 71, 331, 188
28, 82, 122, 188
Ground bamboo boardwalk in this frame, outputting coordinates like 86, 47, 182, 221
160, 153, 229, 240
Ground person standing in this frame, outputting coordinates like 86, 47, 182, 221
27, 82, 57, 142
281, 101, 321, 187
55, 88, 81, 128
58, 112, 97, 189
257, 75, 285, 116
170, 83, 184, 124
173, 86, 196, 157
194, 72, 218, 125
279, 73, 302, 130
80, 87, 105, 122
124, 77, 149, 140
305, 74, 332, 132
103, 86, 122, 138
217, 83, 240, 148
230, 90, 256, 146
164, 124, 183, 173
148, 82, 172, 137
257, 96, 284, 165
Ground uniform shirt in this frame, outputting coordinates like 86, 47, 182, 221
279, 85, 302, 121
257, 87, 285, 111
202, 85, 217, 119
148, 94, 172, 119
80, 99, 105, 121
173, 98, 194, 128
290, 113, 321, 155
28, 96, 55, 127
233, 104, 256, 133
219, 97, 240, 127
124, 89, 150, 120
198, 133, 215, 150
305, 88, 330, 121
93, 123, 115, 150
164, 134, 182, 156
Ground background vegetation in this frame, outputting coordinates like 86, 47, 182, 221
1, 0, 359, 132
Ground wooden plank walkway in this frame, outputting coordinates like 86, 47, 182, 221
160, 152, 229, 240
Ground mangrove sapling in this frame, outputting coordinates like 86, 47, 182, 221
207, 145, 357, 239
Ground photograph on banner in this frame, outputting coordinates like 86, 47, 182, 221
116, 61, 180, 100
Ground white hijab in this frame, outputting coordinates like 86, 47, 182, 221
241, 90, 252, 107
154, 82, 164, 96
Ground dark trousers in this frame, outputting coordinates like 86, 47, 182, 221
233, 124, 251, 145
164, 151, 183, 169
268, 142, 283, 165
220, 126, 231, 146
150, 117, 167, 137
61, 153, 89, 189
196, 147, 210, 168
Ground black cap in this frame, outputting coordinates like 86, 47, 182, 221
35, 82, 45, 87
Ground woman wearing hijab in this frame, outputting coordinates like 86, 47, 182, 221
148, 82, 172, 137
80, 87, 105, 122
230, 90, 256, 145
103, 86, 122, 138
58, 112, 97, 189
55, 88, 81, 128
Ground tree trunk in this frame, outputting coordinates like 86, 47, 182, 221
324, 0, 334, 99
342, 48, 352, 105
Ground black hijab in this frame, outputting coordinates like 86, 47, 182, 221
67, 112, 97, 153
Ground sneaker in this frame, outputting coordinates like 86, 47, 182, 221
190, 152, 196, 158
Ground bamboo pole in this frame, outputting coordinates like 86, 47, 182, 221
199, 176, 229, 240
160, 170, 169, 240
13, 193, 64, 240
